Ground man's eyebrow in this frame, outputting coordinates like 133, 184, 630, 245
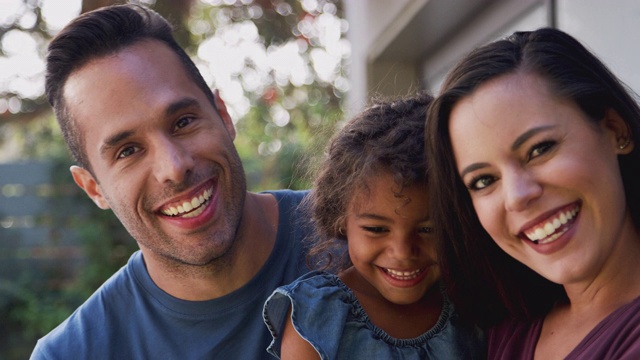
98, 97, 202, 158
100, 130, 135, 158
165, 97, 200, 117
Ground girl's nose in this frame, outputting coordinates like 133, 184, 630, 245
389, 233, 420, 260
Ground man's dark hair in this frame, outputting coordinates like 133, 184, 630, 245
45, 4, 216, 173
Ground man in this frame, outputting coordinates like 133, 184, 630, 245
31, 4, 312, 359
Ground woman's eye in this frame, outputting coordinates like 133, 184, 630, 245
528, 140, 555, 160
468, 175, 495, 191
117, 145, 139, 159
418, 226, 433, 234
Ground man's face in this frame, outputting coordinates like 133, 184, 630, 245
64, 40, 247, 268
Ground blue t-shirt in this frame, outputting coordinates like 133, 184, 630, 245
263, 271, 486, 360
31, 190, 311, 360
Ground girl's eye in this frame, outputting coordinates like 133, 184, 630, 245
467, 175, 496, 191
117, 145, 140, 159
362, 226, 387, 234
528, 140, 556, 160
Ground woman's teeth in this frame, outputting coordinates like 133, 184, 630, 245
161, 188, 212, 217
524, 206, 579, 244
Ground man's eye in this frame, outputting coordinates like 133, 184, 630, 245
117, 145, 139, 159
175, 116, 194, 130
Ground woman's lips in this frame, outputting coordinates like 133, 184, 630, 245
520, 203, 580, 245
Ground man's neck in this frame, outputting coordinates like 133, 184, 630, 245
142, 192, 279, 300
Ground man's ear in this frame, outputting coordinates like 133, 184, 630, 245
70, 165, 110, 209
213, 89, 236, 140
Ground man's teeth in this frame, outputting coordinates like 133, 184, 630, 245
385, 268, 422, 280
524, 206, 579, 244
161, 188, 212, 217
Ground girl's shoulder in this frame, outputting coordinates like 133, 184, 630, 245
274, 270, 363, 316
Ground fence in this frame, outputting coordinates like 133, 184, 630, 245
0, 161, 88, 292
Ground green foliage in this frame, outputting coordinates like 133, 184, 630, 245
236, 84, 343, 190
190, 0, 347, 190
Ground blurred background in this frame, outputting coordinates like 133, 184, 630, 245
3, 0, 640, 358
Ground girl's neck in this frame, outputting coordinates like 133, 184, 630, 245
338, 266, 443, 339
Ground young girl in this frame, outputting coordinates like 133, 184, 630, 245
263, 92, 486, 359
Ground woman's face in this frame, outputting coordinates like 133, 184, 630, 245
448, 72, 634, 286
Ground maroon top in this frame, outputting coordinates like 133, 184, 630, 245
488, 296, 640, 359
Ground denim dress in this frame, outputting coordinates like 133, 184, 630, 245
263, 271, 486, 359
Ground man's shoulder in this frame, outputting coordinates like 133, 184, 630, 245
30, 255, 140, 358
263, 189, 310, 203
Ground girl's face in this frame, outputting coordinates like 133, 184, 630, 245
448, 72, 635, 286
345, 174, 439, 305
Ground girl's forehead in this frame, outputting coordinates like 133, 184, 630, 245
348, 180, 428, 212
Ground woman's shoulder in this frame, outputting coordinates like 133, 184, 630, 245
566, 295, 640, 359
486, 316, 542, 360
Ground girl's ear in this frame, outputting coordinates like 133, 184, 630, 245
603, 108, 633, 154
70, 165, 110, 209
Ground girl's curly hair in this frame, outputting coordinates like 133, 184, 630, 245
304, 91, 433, 272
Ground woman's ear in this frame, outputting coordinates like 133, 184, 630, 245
70, 165, 110, 209
603, 108, 634, 154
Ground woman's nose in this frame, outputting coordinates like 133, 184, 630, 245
503, 168, 542, 212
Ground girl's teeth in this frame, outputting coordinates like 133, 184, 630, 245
385, 268, 422, 280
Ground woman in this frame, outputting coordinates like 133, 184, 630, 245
426, 28, 640, 359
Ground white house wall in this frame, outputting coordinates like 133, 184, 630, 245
557, 0, 640, 95
346, 0, 640, 114
343, 0, 421, 116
